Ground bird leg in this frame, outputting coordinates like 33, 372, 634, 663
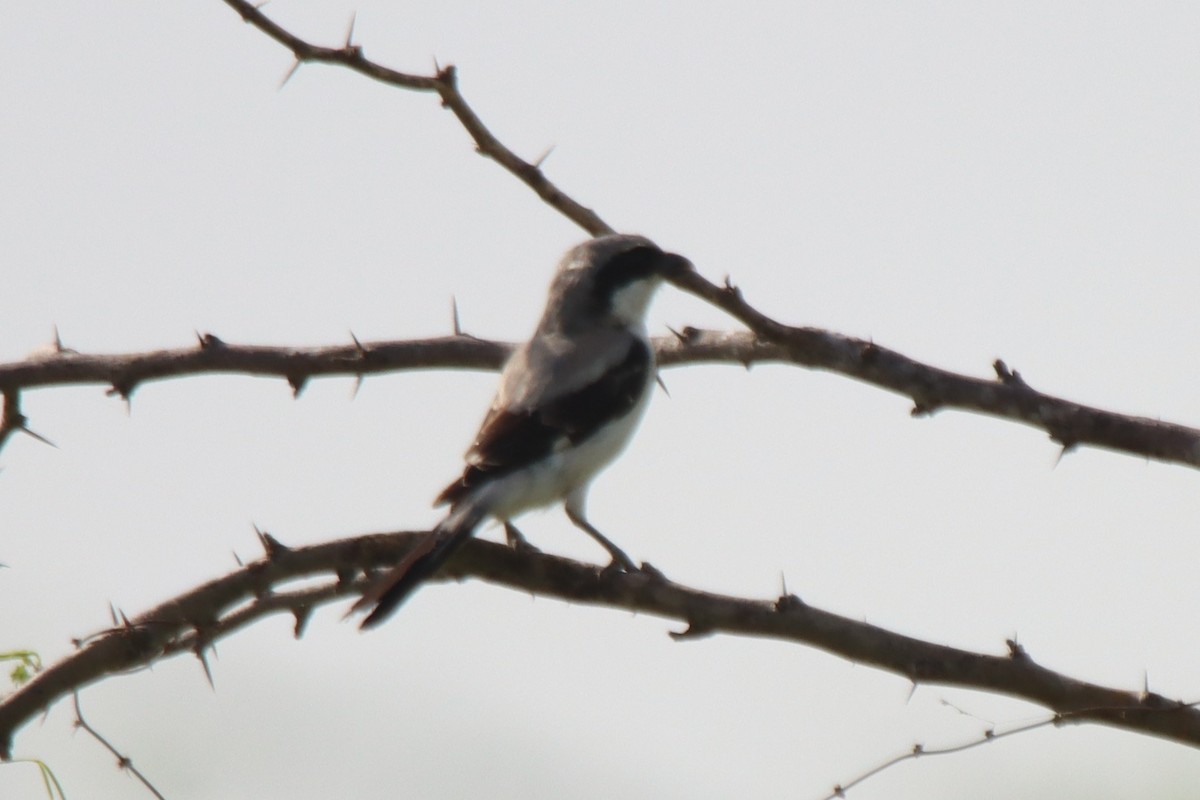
564, 506, 638, 572
503, 521, 540, 554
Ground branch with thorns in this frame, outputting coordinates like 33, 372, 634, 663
3, 1, 1195, 472
5, 319, 1200, 472
3, 2, 1198, 795
3, 529, 1200, 760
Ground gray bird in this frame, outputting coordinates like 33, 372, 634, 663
356, 234, 692, 627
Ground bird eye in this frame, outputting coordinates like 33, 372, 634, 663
592, 246, 666, 298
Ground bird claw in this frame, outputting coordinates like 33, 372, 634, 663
503, 522, 541, 555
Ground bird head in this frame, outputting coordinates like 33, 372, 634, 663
542, 234, 693, 333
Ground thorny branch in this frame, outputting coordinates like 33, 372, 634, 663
220, 0, 612, 237
5, 323, 1200, 471
3, 1, 1198, 791
2, 531, 1199, 761
122, 0, 1174, 471
664, 273, 1200, 469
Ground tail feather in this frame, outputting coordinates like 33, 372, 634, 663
357, 503, 487, 629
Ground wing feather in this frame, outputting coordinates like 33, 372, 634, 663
434, 333, 651, 507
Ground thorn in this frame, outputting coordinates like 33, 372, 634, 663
343, 11, 357, 48
287, 374, 307, 398
666, 325, 688, 343
1006, 638, 1029, 661
280, 59, 302, 89
993, 358, 1032, 390
910, 399, 936, 417
638, 561, 667, 581
532, 144, 556, 169
721, 274, 742, 300
197, 331, 225, 350
106, 380, 136, 409
20, 425, 57, 449
293, 605, 313, 638
1052, 440, 1077, 468
654, 373, 670, 397
254, 524, 290, 559
195, 645, 215, 689
1142, 670, 1150, 698
668, 623, 715, 641
451, 296, 462, 335
348, 331, 368, 398
905, 681, 918, 703
51, 325, 76, 354
109, 602, 120, 626
775, 592, 805, 612
232, 550, 244, 567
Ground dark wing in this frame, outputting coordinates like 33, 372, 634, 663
434, 336, 651, 507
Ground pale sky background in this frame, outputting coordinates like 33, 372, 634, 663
3, 2, 1200, 798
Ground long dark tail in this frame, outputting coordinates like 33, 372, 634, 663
358, 503, 487, 629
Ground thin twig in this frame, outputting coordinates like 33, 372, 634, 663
72, 692, 165, 799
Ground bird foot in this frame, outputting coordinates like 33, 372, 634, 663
504, 522, 541, 555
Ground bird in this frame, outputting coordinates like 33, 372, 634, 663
354, 234, 692, 628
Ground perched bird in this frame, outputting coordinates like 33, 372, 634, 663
356, 234, 692, 628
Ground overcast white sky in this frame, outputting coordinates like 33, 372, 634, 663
3, 2, 1200, 798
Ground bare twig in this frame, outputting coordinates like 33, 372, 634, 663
2, 530, 1199, 760
72, 692, 165, 799
823, 716, 1055, 799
